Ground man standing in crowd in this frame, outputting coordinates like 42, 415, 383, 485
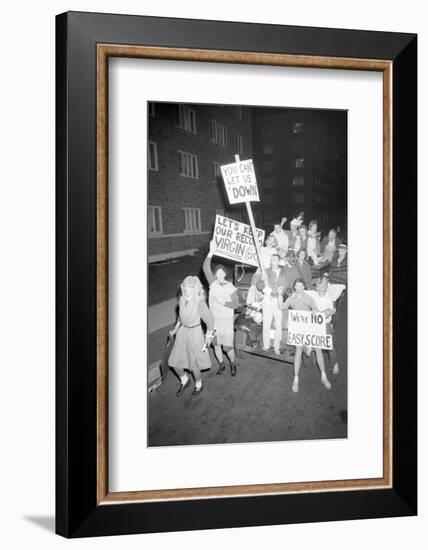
282, 250, 301, 296
320, 228, 342, 264
260, 234, 278, 270
287, 213, 304, 252
329, 243, 348, 284
270, 217, 289, 257
254, 254, 286, 355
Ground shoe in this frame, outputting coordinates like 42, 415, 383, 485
321, 375, 332, 390
332, 363, 339, 375
176, 379, 190, 396
230, 362, 237, 377
274, 348, 281, 356
292, 377, 299, 393
191, 385, 203, 396
216, 362, 226, 375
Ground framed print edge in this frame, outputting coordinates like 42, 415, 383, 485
56, 11, 417, 538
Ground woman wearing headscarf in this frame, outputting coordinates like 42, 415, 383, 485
203, 240, 240, 376
168, 275, 215, 396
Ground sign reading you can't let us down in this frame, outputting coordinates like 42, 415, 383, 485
220, 159, 260, 205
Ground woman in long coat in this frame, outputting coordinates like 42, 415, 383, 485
169, 275, 215, 396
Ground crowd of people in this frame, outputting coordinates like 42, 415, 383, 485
167, 214, 348, 397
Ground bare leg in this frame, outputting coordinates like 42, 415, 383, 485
214, 344, 226, 375
226, 348, 235, 363
315, 349, 331, 390
225, 347, 236, 376
329, 348, 339, 374
214, 345, 223, 363
293, 346, 303, 393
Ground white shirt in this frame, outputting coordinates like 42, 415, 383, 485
270, 230, 289, 253
305, 291, 334, 323
260, 246, 275, 269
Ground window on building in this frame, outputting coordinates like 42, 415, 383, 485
264, 160, 274, 172
264, 177, 275, 188
265, 212, 276, 224
262, 126, 273, 137
148, 102, 155, 117
212, 161, 221, 181
292, 192, 304, 204
183, 207, 201, 232
210, 120, 227, 146
265, 194, 275, 205
263, 144, 274, 154
148, 206, 162, 235
178, 151, 199, 178
294, 156, 304, 168
292, 122, 304, 134
236, 134, 243, 155
148, 141, 158, 171
178, 104, 197, 133
235, 106, 242, 120
292, 176, 304, 187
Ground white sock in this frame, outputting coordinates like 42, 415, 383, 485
195, 380, 202, 390
180, 374, 189, 385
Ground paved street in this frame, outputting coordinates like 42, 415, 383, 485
148, 295, 347, 446
149, 253, 207, 306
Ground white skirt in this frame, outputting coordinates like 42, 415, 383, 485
214, 317, 234, 347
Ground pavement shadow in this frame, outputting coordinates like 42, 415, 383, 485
23, 515, 55, 533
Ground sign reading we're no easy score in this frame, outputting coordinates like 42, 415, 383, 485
287, 310, 333, 350
220, 159, 259, 204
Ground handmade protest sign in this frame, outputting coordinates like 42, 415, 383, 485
212, 214, 265, 267
220, 159, 259, 205
287, 310, 333, 350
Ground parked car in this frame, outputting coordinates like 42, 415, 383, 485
232, 264, 346, 364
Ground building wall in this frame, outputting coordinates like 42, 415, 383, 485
252, 108, 347, 237
148, 102, 252, 260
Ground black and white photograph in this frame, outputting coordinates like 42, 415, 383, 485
147, 101, 348, 446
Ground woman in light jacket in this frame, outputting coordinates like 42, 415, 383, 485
169, 276, 215, 396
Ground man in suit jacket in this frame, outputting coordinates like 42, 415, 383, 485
254, 254, 287, 354
320, 228, 342, 263
329, 243, 348, 284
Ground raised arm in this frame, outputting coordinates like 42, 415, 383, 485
202, 241, 216, 285
280, 217, 287, 229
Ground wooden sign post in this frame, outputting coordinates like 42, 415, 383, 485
220, 154, 265, 276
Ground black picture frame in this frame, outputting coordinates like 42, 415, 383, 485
56, 11, 417, 538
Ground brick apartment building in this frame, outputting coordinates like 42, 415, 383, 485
148, 102, 253, 262
252, 108, 347, 236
